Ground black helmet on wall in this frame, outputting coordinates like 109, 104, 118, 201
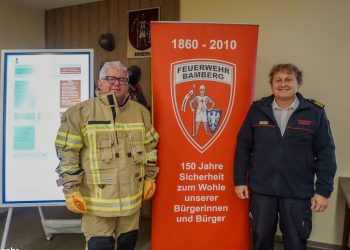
128, 65, 141, 86
98, 33, 115, 52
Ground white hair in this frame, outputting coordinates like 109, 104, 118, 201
99, 61, 128, 79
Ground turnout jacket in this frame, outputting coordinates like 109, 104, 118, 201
55, 93, 159, 217
234, 93, 336, 199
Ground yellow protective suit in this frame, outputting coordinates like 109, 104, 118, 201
55, 92, 159, 217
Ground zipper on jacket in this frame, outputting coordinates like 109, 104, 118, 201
107, 94, 123, 211
107, 94, 119, 145
281, 104, 310, 141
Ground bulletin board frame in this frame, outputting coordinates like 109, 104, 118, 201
0, 49, 93, 207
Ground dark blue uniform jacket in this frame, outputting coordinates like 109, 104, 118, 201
234, 93, 336, 199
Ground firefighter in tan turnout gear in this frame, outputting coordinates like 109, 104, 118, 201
55, 61, 159, 250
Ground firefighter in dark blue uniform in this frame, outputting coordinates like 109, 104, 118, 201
234, 64, 336, 250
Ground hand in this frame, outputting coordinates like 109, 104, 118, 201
65, 191, 87, 213
235, 185, 249, 199
143, 179, 156, 201
311, 193, 328, 212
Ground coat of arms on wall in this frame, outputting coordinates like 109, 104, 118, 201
127, 7, 160, 58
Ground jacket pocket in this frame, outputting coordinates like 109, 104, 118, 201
297, 201, 312, 240
131, 142, 144, 164
96, 133, 114, 163
85, 173, 117, 199
86, 173, 116, 185
127, 131, 145, 165
131, 166, 144, 195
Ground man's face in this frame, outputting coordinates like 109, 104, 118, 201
271, 70, 301, 102
97, 77, 110, 95
98, 68, 129, 99
200, 89, 205, 96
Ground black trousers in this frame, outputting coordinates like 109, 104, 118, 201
250, 192, 312, 250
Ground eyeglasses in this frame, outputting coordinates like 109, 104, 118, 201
102, 76, 129, 85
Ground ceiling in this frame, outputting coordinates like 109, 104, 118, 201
14, 0, 103, 10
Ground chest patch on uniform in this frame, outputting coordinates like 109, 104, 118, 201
259, 120, 268, 125
298, 119, 311, 126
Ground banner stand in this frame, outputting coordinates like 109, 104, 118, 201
151, 22, 259, 250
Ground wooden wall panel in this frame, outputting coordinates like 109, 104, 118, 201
152, 0, 163, 17
71, 5, 80, 48
98, 0, 110, 65
107, 0, 119, 63
117, 0, 129, 66
62, 7, 72, 47
162, 0, 179, 20
46, 0, 180, 104
136, 0, 152, 106
45, 10, 55, 48
128, 0, 140, 9
55, 10, 63, 48
78, 4, 89, 48
88, 2, 100, 81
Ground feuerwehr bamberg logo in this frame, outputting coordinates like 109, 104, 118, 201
171, 59, 236, 153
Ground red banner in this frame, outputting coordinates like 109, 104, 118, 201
151, 22, 259, 250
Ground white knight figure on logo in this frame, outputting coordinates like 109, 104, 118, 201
189, 84, 215, 136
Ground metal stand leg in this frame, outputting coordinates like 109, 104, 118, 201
1, 207, 13, 249
38, 207, 53, 240
38, 206, 82, 241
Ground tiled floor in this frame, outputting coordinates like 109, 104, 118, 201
0, 207, 288, 250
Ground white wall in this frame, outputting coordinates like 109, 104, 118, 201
181, 0, 350, 246
0, 0, 45, 50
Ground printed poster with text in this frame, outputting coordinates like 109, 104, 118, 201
1, 51, 91, 205
151, 22, 259, 250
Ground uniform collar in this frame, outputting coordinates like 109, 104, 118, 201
260, 92, 310, 110
272, 96, 299, 111
295, 92, 312, 110
256, 92, 310, 123
98, 92, 130, 110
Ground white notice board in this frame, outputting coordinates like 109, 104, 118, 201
0, 49, 93, 207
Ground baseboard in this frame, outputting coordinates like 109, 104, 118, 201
275, 235, 347, 250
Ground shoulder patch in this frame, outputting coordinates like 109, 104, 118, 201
309, 99, 325, 108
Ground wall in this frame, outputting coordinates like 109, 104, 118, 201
180, 0, 350, 246
46, 0, 180, 105
0, 0, 45, 50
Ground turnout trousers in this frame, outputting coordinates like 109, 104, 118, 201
82, 210, 140, 250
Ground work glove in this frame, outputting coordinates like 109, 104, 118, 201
65, 191, 87, 213
143, 179, 156, 201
